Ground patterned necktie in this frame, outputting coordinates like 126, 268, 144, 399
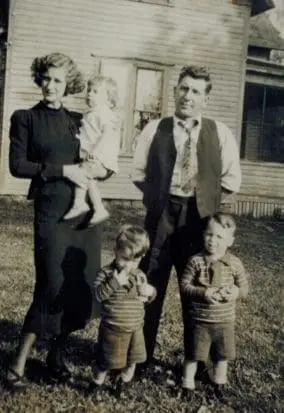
178, 119, 198, 192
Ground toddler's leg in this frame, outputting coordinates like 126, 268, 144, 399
63, 186, 89, 220
212, 360, 228, 385
182, 360, 197, 390
87, 180, 109, 226
120, 363, 136, 383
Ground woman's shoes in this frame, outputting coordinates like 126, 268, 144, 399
6, 367, 28, 392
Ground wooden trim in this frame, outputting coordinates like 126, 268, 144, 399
91, 54, 175, 68
0, 0, 15, 193
236, 7, 251, 146
246, 74, 284, 88
124, 64, 136, 154
241, 159, 284, 169
126, 0, 174, 7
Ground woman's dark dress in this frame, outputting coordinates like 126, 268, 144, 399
9, 101, 102, 337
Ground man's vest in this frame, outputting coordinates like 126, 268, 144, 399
143, 117, 222, 218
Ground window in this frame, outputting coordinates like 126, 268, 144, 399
96, 58, 170, 154
128, 0, 174, 7
241, 83, 284, 163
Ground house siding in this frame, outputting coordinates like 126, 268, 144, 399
0, 0, 251, 197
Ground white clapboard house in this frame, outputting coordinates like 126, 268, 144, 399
1, 0, 282, 217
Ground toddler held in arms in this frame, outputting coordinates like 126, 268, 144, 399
64, 75, 120, 225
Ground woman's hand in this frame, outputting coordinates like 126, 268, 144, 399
63, 164, 91, 188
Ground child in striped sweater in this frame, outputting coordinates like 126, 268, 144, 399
180, 213, 249, 400
92, 225, 156, 391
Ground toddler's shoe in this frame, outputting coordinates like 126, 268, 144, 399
114, 377, 134, 400
212, 383, 230, 403
88, 209, 110, 227
63, 202, 90, 220
88, 381, 106, 400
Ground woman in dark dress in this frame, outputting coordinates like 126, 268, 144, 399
7, 53, 107, 390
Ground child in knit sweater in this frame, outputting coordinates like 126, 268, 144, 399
180, 213, 249, 399
64, 75, 120, 225
92, 225, 156, 390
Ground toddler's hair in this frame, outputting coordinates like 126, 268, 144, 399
88, 75, 118, 109
207, 212, 236, 234
115, 225, 150, 259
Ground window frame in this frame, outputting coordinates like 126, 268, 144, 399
127, 0, 174, 7
95, 56, 171, 156
241, 81, 284, 163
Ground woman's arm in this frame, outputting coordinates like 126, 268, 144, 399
9, 110, 42, 178
9, 110, 63, 180
9, 110, 90, 187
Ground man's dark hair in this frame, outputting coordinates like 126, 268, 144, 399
178, 65, 212, 94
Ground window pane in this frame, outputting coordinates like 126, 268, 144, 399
100, 60, 132, 151
135, 69, 162, 113
241, 83, 284, 163
132, 69, 163, 150
263, 88, 284, 162
241, 84, 264, 161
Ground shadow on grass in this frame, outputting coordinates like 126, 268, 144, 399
0, 319, 99, 389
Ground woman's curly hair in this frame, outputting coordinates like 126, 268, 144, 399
31, 52, 85, 96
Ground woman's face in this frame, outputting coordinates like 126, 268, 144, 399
41, 67, 67, 108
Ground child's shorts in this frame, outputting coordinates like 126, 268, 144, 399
184, 321, 235, 362
96, 323, 147, 370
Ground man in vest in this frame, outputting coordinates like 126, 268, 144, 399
132, 65, 241, 368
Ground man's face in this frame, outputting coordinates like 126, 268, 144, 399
174, 75, 209, 119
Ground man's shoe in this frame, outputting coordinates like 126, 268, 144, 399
46, 355, 72, 383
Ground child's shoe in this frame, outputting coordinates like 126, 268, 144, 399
212, 383, 230, 403
178, 387, 195, 402
88, 209, 110, 227
114, 377, 135, 400
63, 202, 90, 220
178, 376, 195, 401
88, 381, 105, 400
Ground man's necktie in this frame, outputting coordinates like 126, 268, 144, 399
178, 119, 198, 192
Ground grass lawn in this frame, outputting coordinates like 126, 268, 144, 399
0, 197, 283, 413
